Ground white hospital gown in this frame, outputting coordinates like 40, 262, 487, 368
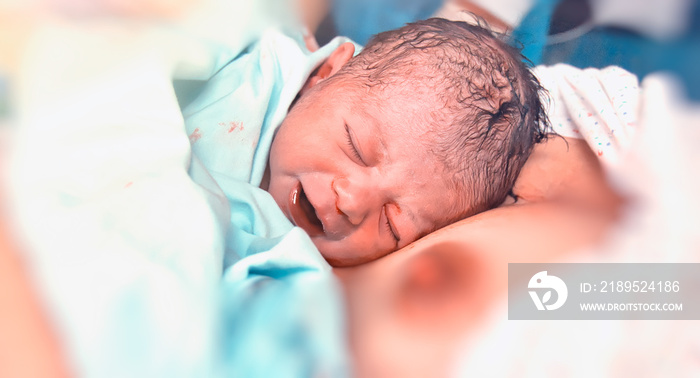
534, 64, 640, 169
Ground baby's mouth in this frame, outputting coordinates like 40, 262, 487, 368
288, 182, 325, 237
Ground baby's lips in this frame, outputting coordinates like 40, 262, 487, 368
288, 181, 325, 237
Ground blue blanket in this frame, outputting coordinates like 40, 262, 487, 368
9, 1, 351, 376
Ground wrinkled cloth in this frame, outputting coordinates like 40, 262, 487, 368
8, 1, 351, 377
179, 27, 352, 269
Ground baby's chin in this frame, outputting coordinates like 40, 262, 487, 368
314, 240, 391, 268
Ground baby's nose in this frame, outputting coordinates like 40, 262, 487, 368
332, 176, 379, 225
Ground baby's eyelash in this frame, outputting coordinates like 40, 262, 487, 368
384, 206, 399, 243
344, 124, 364, 163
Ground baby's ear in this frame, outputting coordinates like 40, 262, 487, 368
302, 42, 355, 92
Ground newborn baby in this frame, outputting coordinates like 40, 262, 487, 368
262, 18, 548, 266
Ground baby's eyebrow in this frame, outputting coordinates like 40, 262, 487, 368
356, 106, 388, 159
376, 133, 389, 160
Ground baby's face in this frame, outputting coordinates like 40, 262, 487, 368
266, 77, 464, 266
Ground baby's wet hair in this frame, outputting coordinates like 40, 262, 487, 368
336, 17, 549, 226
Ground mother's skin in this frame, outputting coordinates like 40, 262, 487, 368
334, 136, 624, 377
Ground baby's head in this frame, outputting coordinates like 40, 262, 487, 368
266, 18, 547, 266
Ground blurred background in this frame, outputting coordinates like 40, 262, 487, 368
1, 0, 699, 116
315, 0, 700, 100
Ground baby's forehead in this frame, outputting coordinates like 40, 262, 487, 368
318, 72, 452, 153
